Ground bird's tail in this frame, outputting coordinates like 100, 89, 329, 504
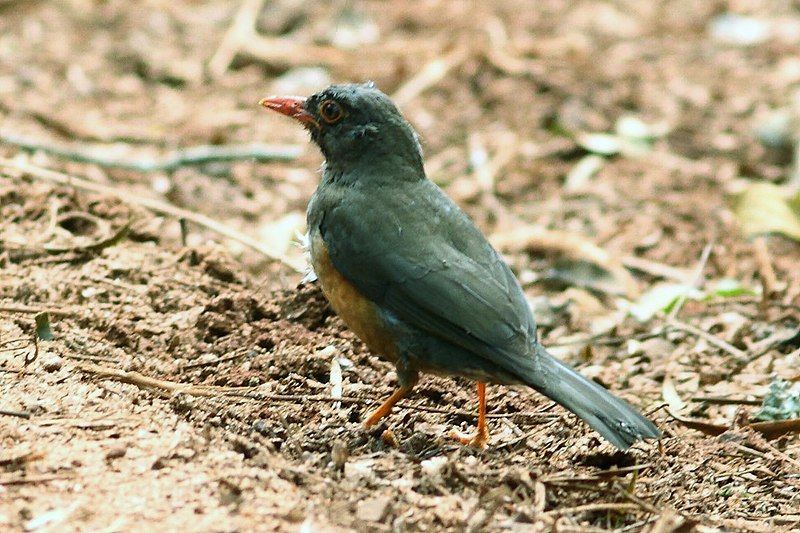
524, 345, 660, 450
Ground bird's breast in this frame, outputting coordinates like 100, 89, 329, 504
309, 230, 399, 362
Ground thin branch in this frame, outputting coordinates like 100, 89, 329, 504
76, 363, 556, 422
207, 0, 265, 78
689, 395, 762, 406
0, 132, 302, 171
753, 236, 778, 306
667, 243, 713, 322
666, 317, 749, 363
0, 159, 306, 272
42, 217, 131, 254
621, 255, 692, 284
542, 502, 641, 517
666, 242, 712, 322
0, 303, 105, 316
392, 45, 469, 107
207, 0, 437, 77
0, 408, 31, 419
0, 474, 74, 486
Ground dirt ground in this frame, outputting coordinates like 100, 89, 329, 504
1, 0, 800, 531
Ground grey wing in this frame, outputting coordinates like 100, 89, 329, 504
319, 180, 539, 379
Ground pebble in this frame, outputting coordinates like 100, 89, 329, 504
40, 353, 63, 372
106, 446, 127, 460
356, 496, 391, 523
420, 456, 447, 477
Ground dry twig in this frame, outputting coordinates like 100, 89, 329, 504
0, 132, 302, 171
392, 45, 469, 107
208, 0, 438, 77
0, 304, 88, 316
621, 255, 692, 284
666, 242, 712, 322
76, 363, 556, 423
207, 0, 266, 78
666, 318, 749, 363
753, 236, 778, 306
0, 408, 31, 419
208, 0, 351, 76
0, 474, 74, 486
542, 502, 640, 517
0, 159, 306, 272
480, 18, 568, 96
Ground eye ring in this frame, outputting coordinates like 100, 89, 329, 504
319, 99, 345, 124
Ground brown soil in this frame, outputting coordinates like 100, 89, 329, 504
1, 1, 799, 531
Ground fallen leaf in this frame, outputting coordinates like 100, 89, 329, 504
755, 378, 800, 421
615, 115, 670, 140
662, 376, 687, 413
734, 182, 800, 240
747, 418, 800, 439
34, 312, 54, 341
544, 258, 625, 296
564, 154, 604, 191
668, 410, 727, 436
576, 132, 622, 155
629, 283, 701, 322
709, 13, 772, 46
707, 278, 757, 298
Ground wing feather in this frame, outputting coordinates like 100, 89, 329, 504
318, 179, 537, 378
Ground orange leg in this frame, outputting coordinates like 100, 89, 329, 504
363, 386, 412, 428
451, 382, 489, 449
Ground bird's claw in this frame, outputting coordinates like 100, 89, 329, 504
449, 428, 488, 450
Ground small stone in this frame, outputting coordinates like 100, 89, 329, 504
331, 440, 348, 470
420, 456, 447, 477
343, 459, 374, 480
356, 496, 391, 523
40, 353, 63, 372
106, 446, 127, 460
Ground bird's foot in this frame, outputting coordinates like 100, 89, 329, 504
380, 429, 399, 448
449, 427, 489, 450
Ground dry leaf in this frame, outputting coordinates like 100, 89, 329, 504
662, 376, 687, 413
734, 182, 800, 240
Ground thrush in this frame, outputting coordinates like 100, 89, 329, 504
260, 83, 660, 450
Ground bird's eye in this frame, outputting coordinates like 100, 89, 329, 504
319, 99, 344, 124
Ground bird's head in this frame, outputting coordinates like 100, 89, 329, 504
260, 83, 423, 174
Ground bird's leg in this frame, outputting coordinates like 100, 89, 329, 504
363, 386, 413, 428
451, 382, 489, 449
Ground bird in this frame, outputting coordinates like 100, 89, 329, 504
260, 82, 660, 450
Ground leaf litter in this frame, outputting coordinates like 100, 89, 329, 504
1, 1, 800, 531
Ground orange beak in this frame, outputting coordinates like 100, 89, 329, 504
259, 96, 319, 129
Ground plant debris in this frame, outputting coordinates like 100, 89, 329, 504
1, 0, 799, 530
